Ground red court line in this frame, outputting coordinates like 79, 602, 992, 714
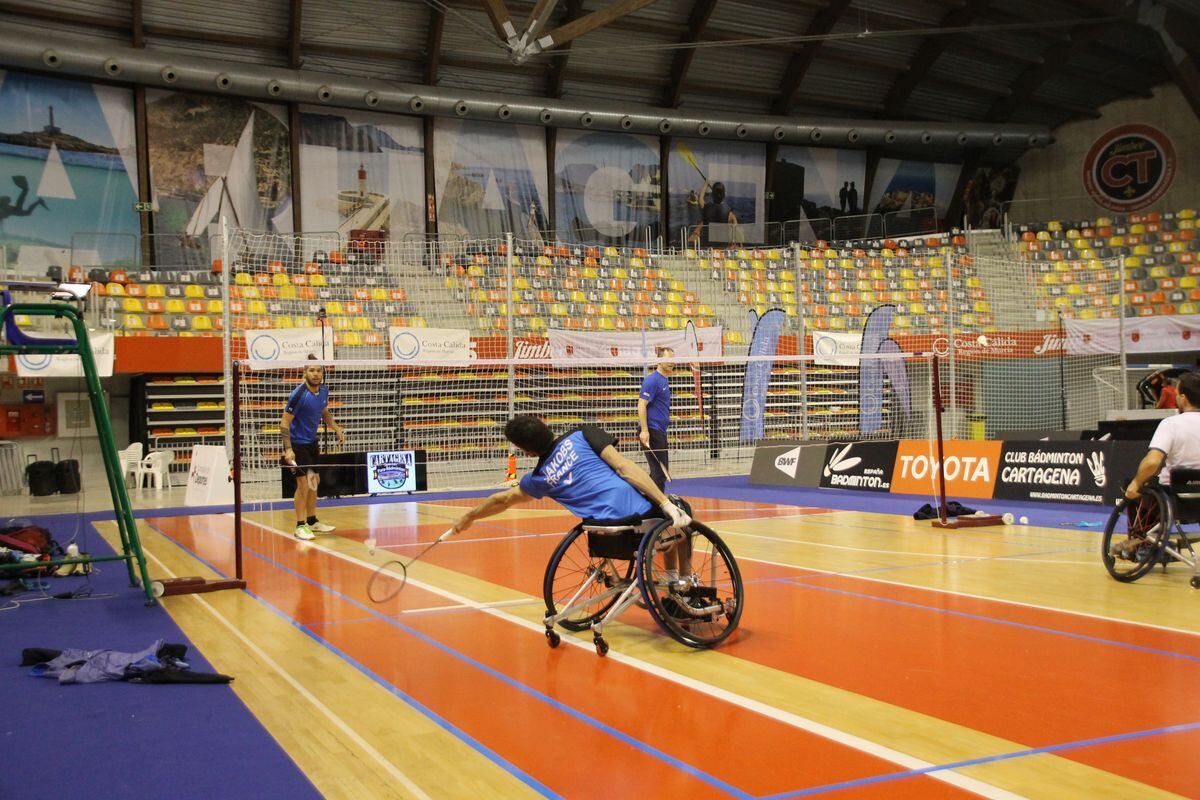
150, 513, 985, 799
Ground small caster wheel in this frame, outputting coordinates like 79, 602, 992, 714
546, 629, 561, 648
594, 637, 609, 657
1191, 576, 1200, 589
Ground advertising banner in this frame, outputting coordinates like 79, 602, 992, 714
388, 327, 471, 362
366, 450, 417, 493
1065, 316, 1200, 355
818, 441, 898, 491
14, 331, 114, 378
547, 327, 722, 361
243, 328, 333, 362
890, 440, 1002, 499
993, 440, 1110, 505
748, 441, 827, 487
184, 444, 233, 506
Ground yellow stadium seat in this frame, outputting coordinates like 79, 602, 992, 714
234, 272, 252, 285
371, 287, 388, 301
274, 316, 293, 329
165, 299, 185, 314
325, 301, 343, 315
206, 299, 223, 314
248, 300, 268, 315
122, 297, 144, 313
123, 314, 145, 330
310, 274, 327, 287
272, 272, 290, 286
146, 283, 165, 297
597, 318, 615, 331
353, 317, 371, 330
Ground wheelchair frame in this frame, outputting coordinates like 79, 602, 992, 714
1103, 475, 1200, 588
542, 516, 744, 656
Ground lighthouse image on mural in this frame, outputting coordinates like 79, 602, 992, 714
367, 450, 416, 493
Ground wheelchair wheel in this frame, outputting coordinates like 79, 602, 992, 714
543, 525, 635, 632
1102, 487, 1173, 582
637, 520, 743, 648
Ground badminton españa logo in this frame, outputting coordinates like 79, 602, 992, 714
367, 451, 414, 492
823, 444, 862, 477
1083, 124, 1176, 212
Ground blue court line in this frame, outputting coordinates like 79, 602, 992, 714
145, 516, 753, 799
139, 519, 558, 799
760, 719, 1200, 799
783, 579, 1200, 665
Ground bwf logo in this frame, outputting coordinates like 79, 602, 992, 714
774, 446, 802, 478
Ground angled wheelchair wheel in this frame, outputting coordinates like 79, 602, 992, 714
637, 520, 743, 649
544, 525, 636, 632
1102, 487, 1173, 582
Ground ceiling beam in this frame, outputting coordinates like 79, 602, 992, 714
663, 0, 720, 108
1139, 1, 1200, 120
772, 0, 854, 115
424, 4, 446, 84
534, 0, 663, 54
131, 0, 143, 48
545, 0, 585, 97
985, 19, 1126, 122
288, 0, 302, 69
480, 0, 520, 48
881, 0, 992, 117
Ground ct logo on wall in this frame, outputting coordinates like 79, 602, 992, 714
1083, 124, 1176, 212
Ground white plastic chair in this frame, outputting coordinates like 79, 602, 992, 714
135, 450, 174, 491
118, 442, 144, 487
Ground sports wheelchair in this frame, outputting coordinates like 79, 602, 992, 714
1102, 469, 1200, 588
541, 501, 743, 656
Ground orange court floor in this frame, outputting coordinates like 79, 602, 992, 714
96, 492, 1200, 800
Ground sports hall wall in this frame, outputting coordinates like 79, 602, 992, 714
0, 64, 978, 281
1010, 84, 1200, 223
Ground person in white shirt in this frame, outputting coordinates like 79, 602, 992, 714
1125, 371, 1200, 500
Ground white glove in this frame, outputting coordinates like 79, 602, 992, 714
660, 500, 692, 529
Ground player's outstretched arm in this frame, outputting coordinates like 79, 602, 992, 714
453, 485, 530, 534
599, 446, 691, 527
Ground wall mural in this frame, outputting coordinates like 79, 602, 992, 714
146, 90, 292, 268
0, 70, 139, 272
554, 129, 660, 245
668, 138, 764, 247
298, 107, 424, 242
771, 145, 867, 239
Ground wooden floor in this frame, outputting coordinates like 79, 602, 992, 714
98, 494, 1200, 799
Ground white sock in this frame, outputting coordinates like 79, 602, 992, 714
665, 570, 679, 583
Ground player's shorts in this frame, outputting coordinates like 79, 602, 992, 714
292, 441, 321, 475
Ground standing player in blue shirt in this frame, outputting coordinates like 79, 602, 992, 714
281, 358, 346, 540
638, 346, 673, 491
451, 416, 693, 578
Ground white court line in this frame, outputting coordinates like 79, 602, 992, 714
370, 531, 563, 550
401, 598, 542, 615
138, 543, 433, 800
245, 518, 1025, 800
721, 527, 1097, 565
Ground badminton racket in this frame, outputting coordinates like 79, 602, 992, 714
675, 141, 708, 183
643, 443, 674, 482
366, 527, 456, 603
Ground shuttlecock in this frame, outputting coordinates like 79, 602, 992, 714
1002, 513, 1014, 524
364, 537, 377, 555
1019, 516, 1029, 525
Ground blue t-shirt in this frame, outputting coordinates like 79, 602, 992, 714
519, 426, 653, 522
639, 370, 671, 433
285, 383, 328, 445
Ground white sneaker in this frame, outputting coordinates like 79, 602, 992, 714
295, 524, 316, 540
310, 522, 336, 533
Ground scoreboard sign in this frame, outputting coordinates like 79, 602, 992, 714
1082, 123, 1176, 212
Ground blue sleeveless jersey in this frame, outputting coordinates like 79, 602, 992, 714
285, 383, 328, 445
519, 426, 652, 521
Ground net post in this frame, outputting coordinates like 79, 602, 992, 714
231, 359, 244, 582
505, 232, 515, 419
793, 241, 808, 441
931, 353, 949, 524
1118, 255, 1128, 410
221, 216, 233, 456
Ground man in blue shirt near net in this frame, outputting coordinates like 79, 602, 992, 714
452, 416, 695, 582
638, 346, 673, 491
281, 358, 346, 540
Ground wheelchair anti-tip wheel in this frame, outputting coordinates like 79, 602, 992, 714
1102, 487, 1172, 582
637, 520, 743, 648
543, 524, 636, 632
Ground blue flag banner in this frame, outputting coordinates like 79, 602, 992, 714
859, 305, 911, 435
740, 308, 787, 442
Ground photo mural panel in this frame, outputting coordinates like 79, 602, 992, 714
554, 129, 660, 246
771, 145, 867, 238
433, 119, 548, 240
146, 90, 292, 268
668, 138, 765, 247
869, 158, 963, 223
0, 70, 139, 272
298, 107, 424, 242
